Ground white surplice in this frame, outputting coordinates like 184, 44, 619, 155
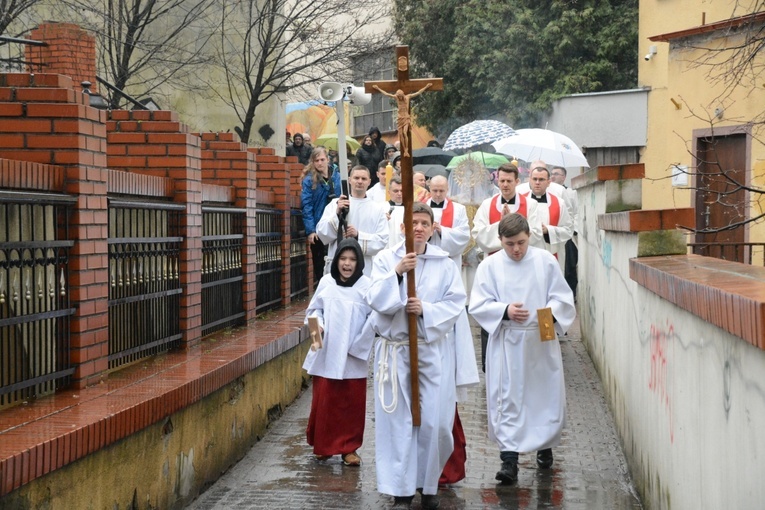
303, 274, 375, 380
387, 205, 405, 248
428, 198, 471, 270
468, 246, 576, 453
367, 182, 388, 202
471, 193, 542, 255
316, 196, 389, 276
365, 242, 469, 497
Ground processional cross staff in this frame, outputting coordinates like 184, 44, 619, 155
365, 45, 443, 427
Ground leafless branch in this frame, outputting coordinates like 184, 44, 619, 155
53, 0, 216, 108
207, 0, 393, 143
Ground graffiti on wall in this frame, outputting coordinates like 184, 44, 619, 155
649, 321, 675, 443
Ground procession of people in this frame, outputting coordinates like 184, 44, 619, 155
297, 84, 580, 508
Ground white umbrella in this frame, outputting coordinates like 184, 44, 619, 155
492, 128, 589, 168
443, 120, 515, 151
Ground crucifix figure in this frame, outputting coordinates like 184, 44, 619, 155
372, 83, 432, 158
365, 46, 442, 426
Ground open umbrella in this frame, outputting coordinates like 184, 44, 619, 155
446, 152, 510, 169
492, 129, 589, 168
314, 133, 361, 153
412, 147, 457, 166
413, 164, 450, 179
443, 120, 515, 151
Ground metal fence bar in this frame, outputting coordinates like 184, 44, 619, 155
255, 207, 283, 313
107, 201, 183, 369
201, 206, 245, 336
0, 194, 75, 407
290, 208, 308, 300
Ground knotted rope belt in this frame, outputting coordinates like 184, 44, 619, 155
376, 336, 426, 414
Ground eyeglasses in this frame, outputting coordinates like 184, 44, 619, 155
551, 172, 565, 177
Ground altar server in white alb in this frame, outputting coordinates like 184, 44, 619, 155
426, 174, 474, 485
366, 202, 472, 510
317, 165, 389, 275
427, 175, 470, 270
468, 213, 576, 485
303, 238, 375, 467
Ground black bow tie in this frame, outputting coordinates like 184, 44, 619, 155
431, 201, 444, 208
532, 194, 547, 204
501, 197, 515, 205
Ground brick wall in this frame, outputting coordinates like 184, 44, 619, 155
0, 72, 109, 388
26, 23, 97, 94
107, 109, 204, 347
198, 132, 259, 320
250, 148, 298, 305
0, 21, 307, 384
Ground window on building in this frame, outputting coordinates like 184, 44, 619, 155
351, 49, 396, 137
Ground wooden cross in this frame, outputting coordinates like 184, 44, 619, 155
365, 45, 442, 427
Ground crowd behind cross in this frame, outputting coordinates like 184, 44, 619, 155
297, 125, 579, 510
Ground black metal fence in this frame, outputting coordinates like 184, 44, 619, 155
0, 36, 46, 73
290, 208, 308, 300
2, 185, 307, 397
0, 192, 76, 407
255, 206, 283, 313
107, 200, 183, 369
201, 206, 245, 336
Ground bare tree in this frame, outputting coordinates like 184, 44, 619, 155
679, 3, 765, 130
0, 0, 40, 37
650, 3, 765, 262
211, 0, 392, 144
55, 0, 216, 109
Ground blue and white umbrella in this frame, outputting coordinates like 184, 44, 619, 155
443, 120, 515, 151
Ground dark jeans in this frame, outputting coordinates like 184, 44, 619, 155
564, 238, 578, 299
310, 238, 327, 287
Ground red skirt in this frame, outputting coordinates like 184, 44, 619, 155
439, 405, 467, 485
306, 376, 366, 456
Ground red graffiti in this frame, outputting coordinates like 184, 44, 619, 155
649, 322, 674, 443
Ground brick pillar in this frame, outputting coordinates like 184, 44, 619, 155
251, 148, 293, 305
0, 72, 109, 388
107, 110, 203, 347
198, 132, 259, 321
26, 23, 97, 94
284, 155, 312, 291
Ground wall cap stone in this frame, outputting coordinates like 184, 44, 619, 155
630, 254, 765, 349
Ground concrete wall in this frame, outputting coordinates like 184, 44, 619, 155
577, 177, 765, 509
1, 342, 311, 510
544, 88, 649, 149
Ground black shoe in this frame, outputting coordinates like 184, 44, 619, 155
421, 494, 440, 510
392, 495, 414, 509
495, 461, 518, 483
537, 448, 553, 469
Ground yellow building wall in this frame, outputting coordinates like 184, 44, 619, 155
639, 0, 765, 243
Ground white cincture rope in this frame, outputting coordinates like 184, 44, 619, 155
376, 337, 408, 414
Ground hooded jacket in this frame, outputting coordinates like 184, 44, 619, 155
330, 238, 365, 287
287, 134, 312, 166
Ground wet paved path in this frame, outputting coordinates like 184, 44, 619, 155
187, 317, 642, 509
